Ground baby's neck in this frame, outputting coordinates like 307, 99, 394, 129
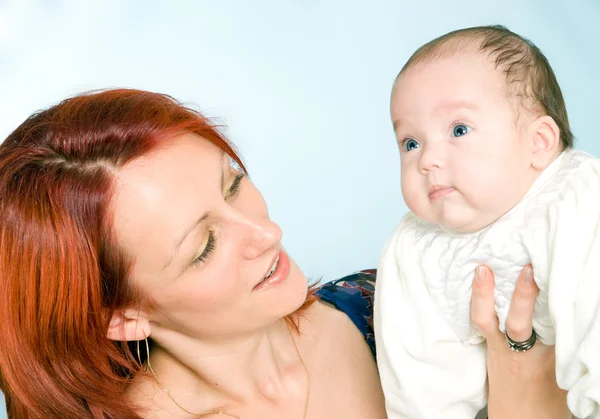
518, 150, 565, 202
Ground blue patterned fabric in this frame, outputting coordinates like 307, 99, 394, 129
315, 269, 376, 358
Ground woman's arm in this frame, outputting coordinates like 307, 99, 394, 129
471, 265, 570, 419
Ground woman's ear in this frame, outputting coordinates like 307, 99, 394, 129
529, 115, 561, 170
107, 309, 150, 341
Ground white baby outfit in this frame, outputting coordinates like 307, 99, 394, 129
375, 149, 600, 419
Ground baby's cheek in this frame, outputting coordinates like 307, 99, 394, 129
401, 181, 426, 218
400, 177, 413, 202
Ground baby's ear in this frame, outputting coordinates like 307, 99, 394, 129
529, 115, 561, 170
107, 309, 150, 342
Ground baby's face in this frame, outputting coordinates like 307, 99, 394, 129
391, 53, 537, 233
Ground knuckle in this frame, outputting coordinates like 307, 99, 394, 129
473, 314, 495, 332
506, 319, 530, 339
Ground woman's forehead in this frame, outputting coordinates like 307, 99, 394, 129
125, 133, 224, 172
110, 135, 225, 264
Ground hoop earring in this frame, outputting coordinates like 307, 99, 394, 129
144, 337, 152, 372
135, 337, 150, 372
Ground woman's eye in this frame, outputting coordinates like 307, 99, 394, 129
452, 124, 471, 137
226, 173, 244, 198
192, 230, 216, 266
403, 138, 420, 152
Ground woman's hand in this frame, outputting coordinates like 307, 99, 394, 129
470, 265, 570, 419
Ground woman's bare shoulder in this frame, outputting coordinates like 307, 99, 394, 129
298, 300, 386, 418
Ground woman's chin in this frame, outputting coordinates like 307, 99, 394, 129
265, 260, 311, 318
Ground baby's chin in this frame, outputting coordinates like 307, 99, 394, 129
408, 198, 502, 234
421, 209, 497, 235
445, 213, 505, 235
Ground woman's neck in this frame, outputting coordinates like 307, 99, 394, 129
135, 318, 304, 414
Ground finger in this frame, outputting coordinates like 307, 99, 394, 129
470, 265, 499, 338
505, 266, 539, 342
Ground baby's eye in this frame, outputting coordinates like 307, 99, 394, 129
452, 124, 471, 137
404, 138, 420, 152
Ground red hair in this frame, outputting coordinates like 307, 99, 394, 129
0, 89, 316, 418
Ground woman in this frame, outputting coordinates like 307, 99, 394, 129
0, 89, 569, 418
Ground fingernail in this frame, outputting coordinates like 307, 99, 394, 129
523, 267, 534, 284
476, 265, 486, 283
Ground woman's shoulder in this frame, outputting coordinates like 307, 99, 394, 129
314, 269, 376, 358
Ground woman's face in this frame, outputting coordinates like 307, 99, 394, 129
111, 133, 308, 339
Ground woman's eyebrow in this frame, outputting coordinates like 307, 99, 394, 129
162, 151, 227, 270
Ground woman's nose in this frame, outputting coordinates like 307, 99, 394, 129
239, 215, 283, 260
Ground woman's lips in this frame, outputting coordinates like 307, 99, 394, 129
253, 249, 290, 291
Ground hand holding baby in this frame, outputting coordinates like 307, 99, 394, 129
471, 265, 570, 419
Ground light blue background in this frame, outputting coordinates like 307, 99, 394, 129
1, 0, 598, 415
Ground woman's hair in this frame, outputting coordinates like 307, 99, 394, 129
0, 89, 316, 418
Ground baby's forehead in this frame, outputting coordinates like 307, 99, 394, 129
390, 50, 519, 121
394, 50, 507, 95
403, 46, 499, 78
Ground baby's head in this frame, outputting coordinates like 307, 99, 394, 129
391, 25, 573, 233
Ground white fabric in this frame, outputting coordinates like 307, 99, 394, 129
375, 149, 600, 419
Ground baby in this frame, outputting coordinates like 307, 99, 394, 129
374, 25, 600, 419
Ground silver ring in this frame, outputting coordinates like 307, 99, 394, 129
506, 329, 537, 352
